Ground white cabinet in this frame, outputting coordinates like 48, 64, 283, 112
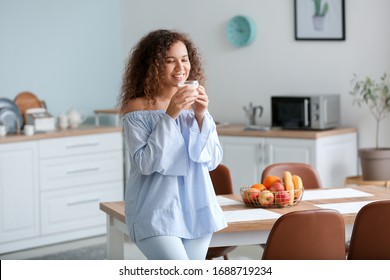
219, 136, 264, 193
220, 132, 357, 193
0, 142, 39, 244
38, 133, 123, 237
313, 133, 358, 189
0, 130, 124, 254
267, 138, 315, 164
40, 182, 122, 235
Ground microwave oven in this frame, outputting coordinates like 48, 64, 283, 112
271, 94, 340, 130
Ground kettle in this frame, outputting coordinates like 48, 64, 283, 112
243, 102, 263, 126
67, 108, 87, 128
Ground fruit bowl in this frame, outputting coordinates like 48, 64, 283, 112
240, 185, 304, 208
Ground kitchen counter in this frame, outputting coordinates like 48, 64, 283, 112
0, 125, 122, 144
2, 124, 357, 144
216, 124, 357, 139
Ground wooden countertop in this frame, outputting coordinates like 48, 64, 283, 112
1, 124, 357, 144
0, 125, 123, 144
217, 124, 357, 139
94, 109, 120, 115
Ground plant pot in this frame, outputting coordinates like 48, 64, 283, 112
359, 148, 390, 181
312, 16, 325, 31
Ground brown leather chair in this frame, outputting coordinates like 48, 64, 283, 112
347, 200, 390, 260
259, 163, 323, 250
261, 162, 322, 189
262, 209, 346, 260
206, 164, 237, 260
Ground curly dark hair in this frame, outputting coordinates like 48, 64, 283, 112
119, 29, 205, 115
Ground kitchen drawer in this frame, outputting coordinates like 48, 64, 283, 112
40, 182, 123, 235
40, 151, 123, 191
39, 132, 122, 158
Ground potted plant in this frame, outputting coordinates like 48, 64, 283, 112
350, 72, 390, 180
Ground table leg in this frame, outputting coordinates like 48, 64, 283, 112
106, 215, 124, 260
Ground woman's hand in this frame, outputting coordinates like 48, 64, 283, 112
192, 85, 208, 129
165, 86, 198, 119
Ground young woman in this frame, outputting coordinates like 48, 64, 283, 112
118, 29, 227, 260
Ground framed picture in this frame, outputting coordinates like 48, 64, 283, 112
294, 0, 345, 40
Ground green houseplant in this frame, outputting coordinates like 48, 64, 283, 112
313, 0, 329, 17
350, 72, 390, 180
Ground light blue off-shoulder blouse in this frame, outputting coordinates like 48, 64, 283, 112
123, 110, 227, 242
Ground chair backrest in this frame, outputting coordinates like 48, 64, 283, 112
209, 164, 234, 195
262, 209, 346, 260
206, 164, 237, 260
261, 162, 322, 189
347, 200, 390, 260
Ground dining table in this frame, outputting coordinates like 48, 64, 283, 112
99, 185, 390, 259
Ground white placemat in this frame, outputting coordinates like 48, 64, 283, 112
224, 208, 281, 223
314, 200, 376, 214
217, 196, 243, 206
302, 188, 373, 201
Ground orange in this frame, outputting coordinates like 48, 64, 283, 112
251, 183, 266, 191
263, 175, 281, 189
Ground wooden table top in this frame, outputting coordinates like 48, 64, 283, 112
100, 185, 390, 234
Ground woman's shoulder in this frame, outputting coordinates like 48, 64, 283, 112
123, 98, 165, 123
124, 97, 150, 113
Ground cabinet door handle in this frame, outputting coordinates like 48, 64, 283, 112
65, 142, 99, 149
67, 197, 100, 206
66, 167, 100, 174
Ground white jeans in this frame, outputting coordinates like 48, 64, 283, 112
135, 234, 213, 260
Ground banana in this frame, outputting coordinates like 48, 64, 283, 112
283, 171, 294, 190
283, 171, 295, 205
292, 175, 303, 199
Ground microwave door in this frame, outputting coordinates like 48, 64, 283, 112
272, 97, 310, 129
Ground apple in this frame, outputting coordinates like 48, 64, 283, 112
244, 187, 261, 201
258, 190, 275, 207
269, 181, 285, 193
275, 191, 291, 206
242, 190, 250, 203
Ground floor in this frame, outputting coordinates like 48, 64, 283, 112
0, 235, 264, 260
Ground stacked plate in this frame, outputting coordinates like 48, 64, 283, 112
0, 98, 24, 133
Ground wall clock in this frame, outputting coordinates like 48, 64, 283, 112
226, 15, 256, 47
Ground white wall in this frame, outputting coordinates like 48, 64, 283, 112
0, 0, 123, 121
1, 0, 389, 149
123, 0, 390, 149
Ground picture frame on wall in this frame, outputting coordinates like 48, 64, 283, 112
294, 0, 345, 40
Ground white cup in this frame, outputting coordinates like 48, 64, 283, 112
178, 80, 199, 90
0, 125, 7, 137
58, 114, 69, 129
23, 125, 35, 136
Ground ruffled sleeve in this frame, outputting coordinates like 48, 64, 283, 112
124, 112, 189, 176
187, 111, 223, 170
